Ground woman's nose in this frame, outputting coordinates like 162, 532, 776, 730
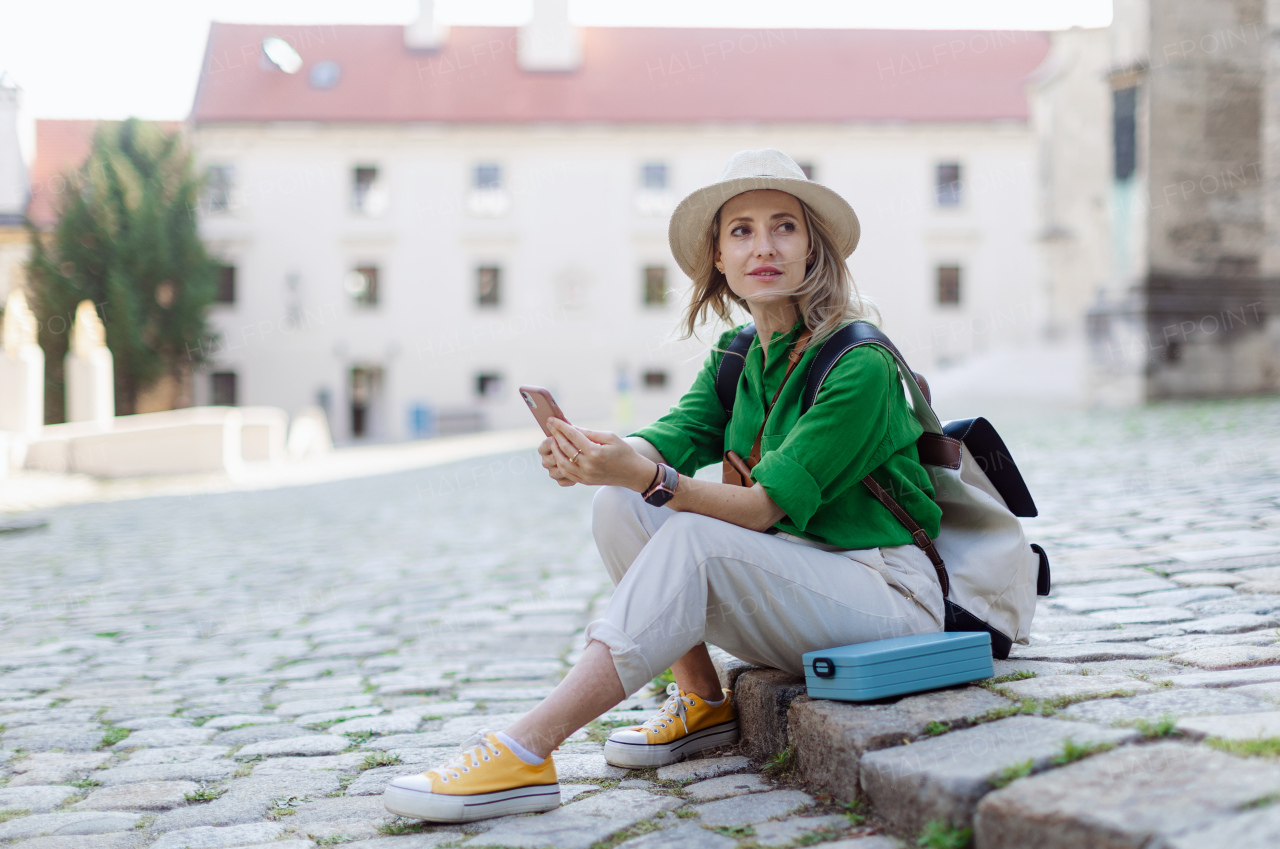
753, 233, 777, 256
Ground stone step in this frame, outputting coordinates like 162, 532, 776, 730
974, 742, 1280, 849
859, 715, 1138, 835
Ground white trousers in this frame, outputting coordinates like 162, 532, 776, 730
584, 486, 946, 697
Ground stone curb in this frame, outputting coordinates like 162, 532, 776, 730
708, 648, 1280, 847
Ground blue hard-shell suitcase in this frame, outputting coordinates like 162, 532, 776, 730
802, 632, 994, 702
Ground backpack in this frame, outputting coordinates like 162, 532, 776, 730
714, 321, 1051, 659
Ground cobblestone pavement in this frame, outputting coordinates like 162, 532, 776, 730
1, 397, 1279, 849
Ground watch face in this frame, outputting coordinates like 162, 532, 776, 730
645, 488, 674, 508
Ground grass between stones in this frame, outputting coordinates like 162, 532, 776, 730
184, 784, 226, 803
1129, 714, 1180, 739
1052, 738, 1115, 767
586, 816, 670, 849
376, 818, 435, 836
583, 718, 638, 744
361, 751, 402, 770
97, 726, 130, 749
987, 758, 1034, 789
1205, 737, 1280, 759
843, 798, 870, 826
922, 721, 951, 737
711, 824, 755, 838
1242, 791, 1280, 810
973, 687, 1139, 724
0, 809, 31, 823
269, 795, 312, 819
763, 746, 796, 778
916, 819, 973, 849
314, 837, 362, 846
69, 778, 102, 790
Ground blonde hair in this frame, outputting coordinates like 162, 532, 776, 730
680, 197, 878, 345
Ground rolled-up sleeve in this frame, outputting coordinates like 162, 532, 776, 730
751, 346, 906, 531
629, 329, 736, 477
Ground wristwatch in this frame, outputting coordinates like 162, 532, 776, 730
642, 463, 679, 507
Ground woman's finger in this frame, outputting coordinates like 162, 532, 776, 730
550, 418, 593, 453
548, 434, 587, 482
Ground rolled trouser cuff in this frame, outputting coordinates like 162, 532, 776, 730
584, 618, 655, 698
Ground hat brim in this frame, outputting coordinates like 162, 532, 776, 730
667, 176, 860, 278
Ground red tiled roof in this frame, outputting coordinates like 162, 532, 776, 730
28, 120, 182, 229
191, 23, 1050, 124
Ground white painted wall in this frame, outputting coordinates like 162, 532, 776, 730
191, 122, 1040, 443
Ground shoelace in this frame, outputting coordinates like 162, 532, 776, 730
427, 730, 501, 784
639, 682, 696, 736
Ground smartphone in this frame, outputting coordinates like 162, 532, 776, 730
519, 385, 570, 437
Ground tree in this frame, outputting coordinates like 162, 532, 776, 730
26, 118, 218, 420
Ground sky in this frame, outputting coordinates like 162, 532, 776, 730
0, 0, 1113, 120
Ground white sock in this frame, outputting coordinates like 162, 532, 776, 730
497, 731, 544, 765
701, 693, 726, 707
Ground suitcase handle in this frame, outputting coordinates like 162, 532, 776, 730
811, 658, 835, 678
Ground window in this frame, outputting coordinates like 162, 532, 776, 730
205, 165, 234, 213
640, 162, 668, 191
642, 370, 668, 389
350, 366, 381, 438
352, 166, 386, 215
642, 266, 666, 307
474, 163, 502, 190
797, 162, 816, 181
937, 265, 961, 305
1113, 87, 1137, 181
476, 372, 503, 398
215, 264, 236, 304
212, 372, 237, 406
477, 266, 501, 307
345, 266, 379, 307
935, 163, 962, 207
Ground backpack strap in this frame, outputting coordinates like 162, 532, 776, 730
801, 321, 954, 597
802, 321, 927, 412
713, 323, 758, 416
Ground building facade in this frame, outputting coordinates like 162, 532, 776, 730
1037, 0, 1280, 402
186, 12, 1053, 443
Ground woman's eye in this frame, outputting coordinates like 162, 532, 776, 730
730, 226, 750, 237
778, 221, 796, 233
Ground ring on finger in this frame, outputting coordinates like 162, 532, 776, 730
570, 450, 582, 463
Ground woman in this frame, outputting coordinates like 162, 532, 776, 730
383, 149, 944, 823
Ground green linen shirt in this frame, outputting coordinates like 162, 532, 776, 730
631, 321, 942, 550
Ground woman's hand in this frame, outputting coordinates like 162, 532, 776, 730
546, 418, 657, 491
538, 433, 578, 487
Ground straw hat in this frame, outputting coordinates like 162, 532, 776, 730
667, 149, 861, 278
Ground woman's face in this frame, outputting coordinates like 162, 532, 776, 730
715, 189, 810, 310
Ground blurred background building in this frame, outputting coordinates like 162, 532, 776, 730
2, 0, 1277, 445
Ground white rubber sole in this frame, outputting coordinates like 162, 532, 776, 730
603, 720, 740, 769
383, 781, 561, 822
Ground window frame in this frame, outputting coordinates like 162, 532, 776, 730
642, 265, 667, 307
476, 265, 501, 308
935, 162, 963, 208
936, 264, 962, 306
211, 371, 238, 406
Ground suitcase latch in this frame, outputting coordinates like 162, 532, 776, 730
811, 658, 835, 678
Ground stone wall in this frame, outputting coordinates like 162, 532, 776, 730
1142, 0, 1278, 397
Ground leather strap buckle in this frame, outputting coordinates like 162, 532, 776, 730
912, 528, 933, 549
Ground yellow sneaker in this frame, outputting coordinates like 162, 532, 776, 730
382, 731, 560, 822
604, 683, 738, 768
